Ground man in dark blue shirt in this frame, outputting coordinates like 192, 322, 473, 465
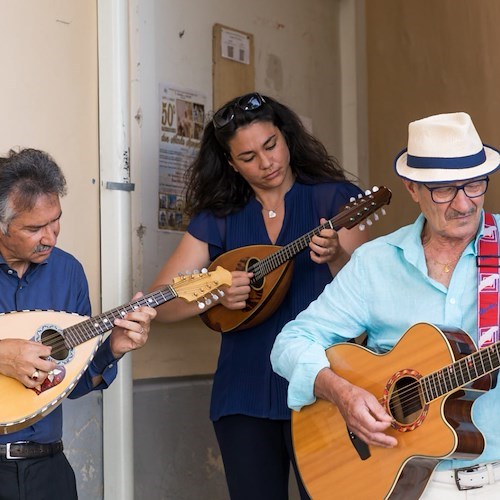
0, 148, 156, 499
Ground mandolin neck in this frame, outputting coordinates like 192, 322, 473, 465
249, 220, 336, 284
246, 187, 391, 285
63, 285, 176, 349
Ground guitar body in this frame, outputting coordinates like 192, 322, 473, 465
200, 245, 294, 333
0, 310, 100, 434
292, 323, 486, 500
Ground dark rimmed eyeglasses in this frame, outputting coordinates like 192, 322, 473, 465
212, 93, 266, 129
423, 177, 489, 203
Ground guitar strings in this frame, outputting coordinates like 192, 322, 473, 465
375, 347, 499, 418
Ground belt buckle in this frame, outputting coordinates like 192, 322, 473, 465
454, 466, 483, 491
6, 441, 28, 460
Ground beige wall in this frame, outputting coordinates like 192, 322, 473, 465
131, 0, 344, 379
0, 3, 103, 497
366, 0, 500, 237
0, 1, 100, 305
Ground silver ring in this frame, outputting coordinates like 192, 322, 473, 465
139, 327, 144, 335
31, 369, 40, 380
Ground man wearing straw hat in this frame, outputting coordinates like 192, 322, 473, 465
271, 112, 500, 498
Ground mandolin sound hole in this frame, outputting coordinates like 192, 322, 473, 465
247, 257, 265, 290
40, 328, 69, 361
388, 375, 424, 425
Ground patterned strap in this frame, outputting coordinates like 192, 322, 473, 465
477, 212, 500, 348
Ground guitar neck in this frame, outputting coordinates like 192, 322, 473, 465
423, 341, 500, 401
63, 285, 176, 349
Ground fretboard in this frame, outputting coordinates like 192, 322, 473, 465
422, 341, 500, 402
246, 187, 391, 284
249, 221, 334, 283
63, 285, 176, 349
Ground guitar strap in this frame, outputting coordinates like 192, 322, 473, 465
477, 212, 500, 351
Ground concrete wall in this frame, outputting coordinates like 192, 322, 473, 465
133, 377, 226, 499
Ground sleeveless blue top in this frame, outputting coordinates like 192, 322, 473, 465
188, 181, 363, 421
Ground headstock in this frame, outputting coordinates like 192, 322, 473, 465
332, 186, 392, 231
172, 266, 232, 309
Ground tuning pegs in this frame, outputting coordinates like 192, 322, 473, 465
366, 218, 373, 226
197, 289, 224, 309
217, 288, 225, 297
371, 186, 379, 192
179, 268, 210, 279
359, 223, 366, 231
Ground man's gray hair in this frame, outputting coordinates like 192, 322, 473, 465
0, 148, 67, 234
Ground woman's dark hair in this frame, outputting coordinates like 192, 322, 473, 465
184, 94, 348, 216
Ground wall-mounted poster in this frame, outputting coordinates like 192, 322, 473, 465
158, 83, 206, 232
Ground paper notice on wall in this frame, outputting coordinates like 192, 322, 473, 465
220, 27, 250, 64
158, 84, 206, 232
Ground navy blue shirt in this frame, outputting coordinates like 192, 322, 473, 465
188, 181, 363, 421
0, 247, 118, 444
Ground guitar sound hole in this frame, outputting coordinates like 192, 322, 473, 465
389, 375, 423, 425
40, 329, 69, 361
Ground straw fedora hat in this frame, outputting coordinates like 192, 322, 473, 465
394, 112, 500, 182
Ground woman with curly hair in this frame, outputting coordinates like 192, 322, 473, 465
150, 93, 369, 499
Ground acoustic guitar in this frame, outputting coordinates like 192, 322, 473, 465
292, 322, 496, 500
200, 186, 392, 333
0, 266, 231, 435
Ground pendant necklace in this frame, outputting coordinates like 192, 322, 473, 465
432, 257, 459, 273
257, 198, 281, 219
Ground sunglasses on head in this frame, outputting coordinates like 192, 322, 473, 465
212, 93, 266, 129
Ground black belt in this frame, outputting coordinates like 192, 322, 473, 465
0, 441, 63, 460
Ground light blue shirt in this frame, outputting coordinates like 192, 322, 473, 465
271, 211, 500, 470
